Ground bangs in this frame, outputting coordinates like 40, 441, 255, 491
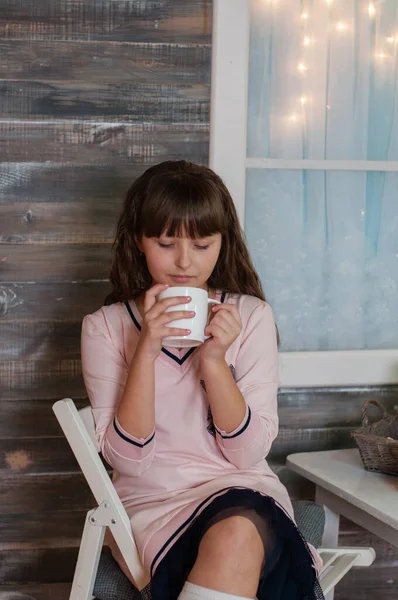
137, 175, 228, 239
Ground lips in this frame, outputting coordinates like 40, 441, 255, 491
170, 275, 194, 282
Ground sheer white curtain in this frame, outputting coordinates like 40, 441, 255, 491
245, 0, 398, 351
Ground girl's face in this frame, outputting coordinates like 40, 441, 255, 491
139, 232, 222, 290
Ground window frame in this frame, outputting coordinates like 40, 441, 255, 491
209, 0, 398, 387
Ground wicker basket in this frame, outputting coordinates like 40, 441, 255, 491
351, 399, 398, 477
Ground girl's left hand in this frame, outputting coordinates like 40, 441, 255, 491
200, 304, 242, 363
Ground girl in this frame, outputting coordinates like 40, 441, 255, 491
81, 161, 323, 600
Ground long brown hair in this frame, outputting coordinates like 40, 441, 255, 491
105, 160, 266, 305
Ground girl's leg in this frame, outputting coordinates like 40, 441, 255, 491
183, 514, 265, 598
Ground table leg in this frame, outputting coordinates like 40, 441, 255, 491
316, 486, 340, 600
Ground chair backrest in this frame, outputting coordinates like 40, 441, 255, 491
52, 398, 149, 589
79, 405, 101, 452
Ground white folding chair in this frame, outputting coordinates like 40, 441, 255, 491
53, 398, 150, 600
53, 398, 375, 600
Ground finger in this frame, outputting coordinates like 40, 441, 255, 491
211, 304, 241, 327
210, 308, 241, 331
211, 303, 240, 316
156, 310, 195, 326
162, 326, 191, 337
211, 309, 237, 328
205, 321, 229, 338
147, 295, 191, 319
144, 283, 169, 313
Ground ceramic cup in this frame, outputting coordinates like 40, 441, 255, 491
156, 286, 221, 347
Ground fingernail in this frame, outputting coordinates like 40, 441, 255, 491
189, 311, 195, 316
212, 306, 217, 311
185, 329, 191, 334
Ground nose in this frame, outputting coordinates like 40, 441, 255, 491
175, 246, 191, 271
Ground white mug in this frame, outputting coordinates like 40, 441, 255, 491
157, 286, 221, 348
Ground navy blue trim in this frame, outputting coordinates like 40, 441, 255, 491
220, 291, 226, 303
113, 418, 155, 447
150, 486, 236, 576
217, 406, 252, 439
125, 300, 141, 330
125, 300, 196, 366
124, 297, 226, 367
161, 345, 197, 365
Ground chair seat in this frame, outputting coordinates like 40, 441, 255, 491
292, 500, 325, 549
93, 500, 325, 600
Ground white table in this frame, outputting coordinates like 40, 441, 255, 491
287, 449, 398, 599
287, 449, 398, 549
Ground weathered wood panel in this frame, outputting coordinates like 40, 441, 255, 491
335, 565, 397, 600
278, 386, 398, 428
0, 511, 86, 547
0, 322, 81, 361
0, 40, 210, 84
0, 282, 110, 321
0, 244, 111, 282
1, 474, 94, 514
0, 163, 132, 205
0, 583, 71, 600
0, 360, 85, 401
0, 122, 208, 164
1, 438, 80, 476
0, 80, 209, 122
1, 202, 119, 244
0, 547, 77, 584
0, 0, 212, 44
0, 400, 87, 439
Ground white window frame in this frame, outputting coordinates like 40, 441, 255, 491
210, 0, 398, 387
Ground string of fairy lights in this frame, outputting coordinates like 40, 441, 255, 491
262, 1, 397, 125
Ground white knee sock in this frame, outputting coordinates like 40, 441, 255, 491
177, 581, 256, 600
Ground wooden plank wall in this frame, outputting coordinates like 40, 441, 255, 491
0, 2, 397, 598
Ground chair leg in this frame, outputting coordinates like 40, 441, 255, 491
316, 487, 340, 600
318, 547, 375, 597
70, 509, 106, 600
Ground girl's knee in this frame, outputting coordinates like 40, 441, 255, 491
199, 515, 265, 566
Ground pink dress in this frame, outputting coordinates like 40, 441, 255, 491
81, 292, 322, 583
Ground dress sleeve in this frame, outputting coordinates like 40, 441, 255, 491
81, 311, 155, 476
214, 301, 279, 469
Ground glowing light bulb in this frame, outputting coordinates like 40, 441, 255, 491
289, 114, 298, 123
376, 51, 386, 59
368, 3, 376, 17
361, 210, 365, 216
387, 36, 395, 44
325, 0, 333, 4
301, 12, 309, 20
303, 36, 311, 46
300, 96, 307, 105
298, 62, 308, 72
336, 21, 347, 31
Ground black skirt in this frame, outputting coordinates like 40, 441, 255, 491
150, 488, 324, 600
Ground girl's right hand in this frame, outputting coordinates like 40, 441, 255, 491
136, 283, 193, 361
